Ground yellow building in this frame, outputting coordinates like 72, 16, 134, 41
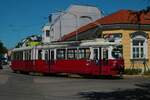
61, 9, 150, 71
103, 30, 149, 70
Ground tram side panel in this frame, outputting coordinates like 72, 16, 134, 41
35, 60, 50, 73
10, 41, 124, 77
51, 60, 91, 74
23, 50, 33, 72
48, 48, 101, 75
49, 48, 99, 75
10, 60, 21, 71
10, 51, 25, 72
34, 49, 51, 73
34, 47, 123, 76
11, 48, 37, 73
108, 59, 124, 75
100, 46, 124, 76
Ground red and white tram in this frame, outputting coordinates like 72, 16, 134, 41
10, 39, 124, 77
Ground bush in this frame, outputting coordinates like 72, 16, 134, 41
124, 68, 142, 75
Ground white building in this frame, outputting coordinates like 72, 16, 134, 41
42, 23, 50, 43
42, 4, 102, 43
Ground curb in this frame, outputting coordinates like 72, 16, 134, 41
123, 75, 150, 78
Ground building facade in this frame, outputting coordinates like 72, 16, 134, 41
103, 27, 150, 71
61, 9, 150, 71
42, 4, 102, 44
42, 24, 50, 43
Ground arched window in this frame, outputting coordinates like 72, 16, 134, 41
130, 31, 148, 60
46, 30, 50, 37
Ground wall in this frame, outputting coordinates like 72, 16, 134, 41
103, 29, 150, 70
48, 5, 102, 42
42, 24, 50, 43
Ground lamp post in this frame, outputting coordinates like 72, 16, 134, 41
80, 16, 102, 38
56, 11, 102, 41
92, 21, 102, 38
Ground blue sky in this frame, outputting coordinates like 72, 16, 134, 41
0, 0, 149, 49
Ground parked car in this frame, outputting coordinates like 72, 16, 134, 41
0, 55, 8, 65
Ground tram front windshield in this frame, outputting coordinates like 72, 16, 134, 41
111, 46, 123, 59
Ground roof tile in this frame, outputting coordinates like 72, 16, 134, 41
61, 9, 150, 41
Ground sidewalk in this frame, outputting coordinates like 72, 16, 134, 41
123, 74, 150, 79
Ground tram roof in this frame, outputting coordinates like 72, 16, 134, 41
12, 38, 121, 51
42, 38, 121, 48
12, 46, 33, 52
80, 38, 120, 47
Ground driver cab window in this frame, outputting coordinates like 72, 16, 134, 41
111, 46, 123, 59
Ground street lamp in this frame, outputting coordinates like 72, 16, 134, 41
92, 21, 102, 38
54, 11, 102, 41
80, 16, 102, 38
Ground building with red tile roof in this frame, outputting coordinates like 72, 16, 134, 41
60, 9, 150, 41
60, 9, 150, 71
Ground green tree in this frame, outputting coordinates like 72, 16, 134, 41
0, 40, 7, 55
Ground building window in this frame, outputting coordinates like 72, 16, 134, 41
132, 39, 145, 59
46, 30, 50, 37
103, 33, 122, 42
131, 31, 148, 60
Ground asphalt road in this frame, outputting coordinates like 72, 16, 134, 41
0, 65, 150, 100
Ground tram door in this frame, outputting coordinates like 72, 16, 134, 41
102, 47, 109, 66
50, 50, 54, 59
93, 48, 99, 60
50, 49, 55, 66
45, 49, 55, 72
100, 47, 109, 74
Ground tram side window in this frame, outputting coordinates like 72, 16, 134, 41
15, 52, 18, 60
78, 48, 90, 59
20, 51, 23, 60
45, 50, 49, 60
13, 51, 23, 60
12, 52, 15, 60
38, 50, 42, 60
28, 50, 31, 60
13, 52, 17, 60
57, 49, 65, 60
16, 52, 18, 60
24, 50, 31, 60
25, 51, 28, 60
75, 49, 78, 59
85, 48, 91, 59
14, 52, 18, 60
78, 49, 84, 59
111, 46, 123, 59
67, 49, 77, 59
93, 49, 98, 60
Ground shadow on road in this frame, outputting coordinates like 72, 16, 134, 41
79, 82, 150, 100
